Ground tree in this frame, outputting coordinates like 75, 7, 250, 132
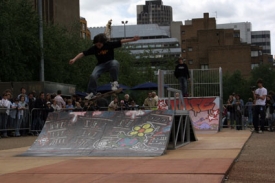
249, 64, 275, 92
223, 70, 249, 102
0, 0, 40, 81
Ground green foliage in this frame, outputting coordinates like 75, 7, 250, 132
0, 0, 40, 81
223, 70, 249, 102
249, 64, 275, 92
222, 65, 275, 103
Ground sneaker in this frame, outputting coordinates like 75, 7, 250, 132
258, 130, 263, 134
85, 92, 94, 100
111, 81, 119, 91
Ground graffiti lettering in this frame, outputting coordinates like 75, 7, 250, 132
184, 98, 216, 116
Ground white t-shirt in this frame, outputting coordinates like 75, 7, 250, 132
255, 87, 267, 106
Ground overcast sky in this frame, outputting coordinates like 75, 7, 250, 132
80, 0, 274, 55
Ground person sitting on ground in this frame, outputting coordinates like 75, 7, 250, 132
143, 92, 157, 110
108, 97, 118, 111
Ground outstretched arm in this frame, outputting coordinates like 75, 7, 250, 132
69, 52, 84, 65
121, 36, 140, 44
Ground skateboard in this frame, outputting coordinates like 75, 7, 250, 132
90, 88, 123, 101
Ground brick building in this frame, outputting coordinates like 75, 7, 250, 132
31, 0, 80, 29
181, 13, 273, 77
80, 17, 91, 39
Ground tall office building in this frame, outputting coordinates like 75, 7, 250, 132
251, 31, 271, 54
137, 0, 173, 26
89, 24, 181, 64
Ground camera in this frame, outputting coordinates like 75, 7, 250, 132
250, 86, 257, 91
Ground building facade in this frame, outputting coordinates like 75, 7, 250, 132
137, 0, 173, 26
80, 17, 91, 39
181, 13, 272, 77
89, 24, 181, 64
31, 0, 80, 29
251, 31, 271, 54
217, 22, 252, 43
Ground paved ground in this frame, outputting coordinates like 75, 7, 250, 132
0, 136, 37, 150
0, 129, 250, 183
226, 131, 275, 183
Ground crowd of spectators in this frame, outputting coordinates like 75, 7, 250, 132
0, 88, 159, 138
224, 79, 275, 132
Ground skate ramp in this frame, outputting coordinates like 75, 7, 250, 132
158, 97, 221, 132
21, 110, 175, 157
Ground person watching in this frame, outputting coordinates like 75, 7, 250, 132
252, 79, 267, 133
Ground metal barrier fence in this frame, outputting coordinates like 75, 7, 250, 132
0, 108, 30, 137
0, 106, 160, 137
158, 68, 223, 98
158, 68, 223, 130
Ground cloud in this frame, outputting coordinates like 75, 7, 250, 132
80, 0, 275, 55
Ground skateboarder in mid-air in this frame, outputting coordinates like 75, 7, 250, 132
69, 33, 140, 100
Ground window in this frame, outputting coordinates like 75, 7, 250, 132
155, 44, 162, 48
247, 28, 250, 32
181, 31, 185, 35
188, 60, 193, 65
182, 40, 185, 44
234, 25, 237, 28
234, 33, 240, 38
182, 49, 186, 53
251, 64, 259, 69
201, 64, 209, 70
251, 51, 259, 57
188, 47, 193, 52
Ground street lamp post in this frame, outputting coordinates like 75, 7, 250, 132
121, 20, 128, 38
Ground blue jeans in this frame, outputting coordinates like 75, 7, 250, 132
248, 111, 253, 125
178, 77, 187, 96
87, 60, 119, 94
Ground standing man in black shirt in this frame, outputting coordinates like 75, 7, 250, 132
69, 33, 139, 100
174, 57, 190, 97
